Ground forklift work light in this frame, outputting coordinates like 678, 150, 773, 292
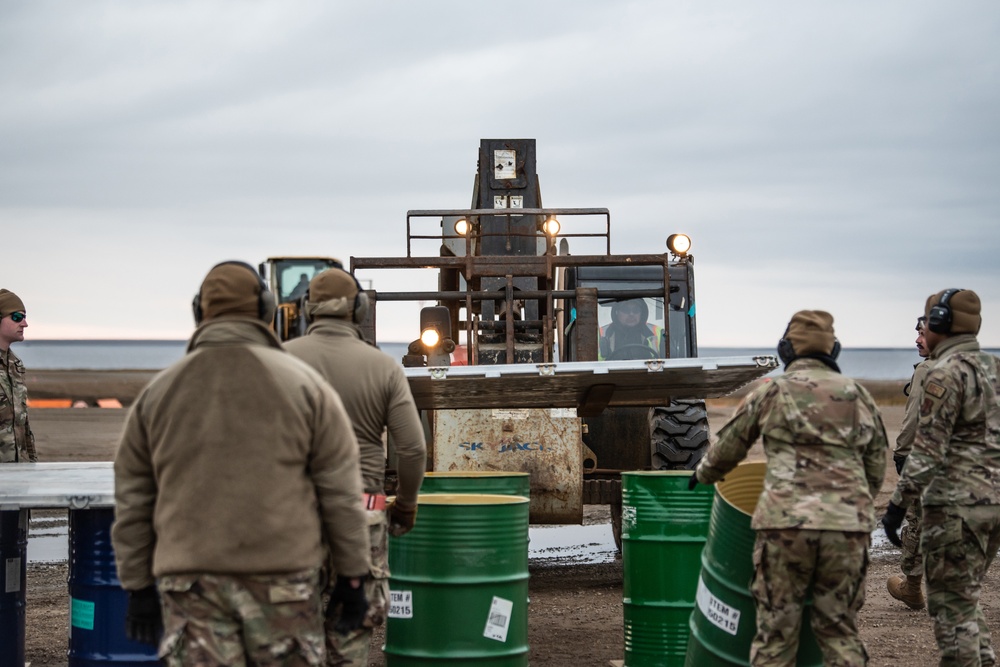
420, 328, 441, 348
418, 305, 454, 366
454, 218, 471, 236
666, 234, 692, 257
541, 216, 560, 236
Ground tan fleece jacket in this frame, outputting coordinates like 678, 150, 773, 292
112, 318, 370, 590
284, 318, 426, 506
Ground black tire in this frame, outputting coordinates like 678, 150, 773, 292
649, 399, 710, 470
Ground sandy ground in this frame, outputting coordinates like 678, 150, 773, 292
15, 371, 1000, 666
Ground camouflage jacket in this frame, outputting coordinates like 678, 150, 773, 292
894, 360, 931, 457
893, 335, 1000, 509
696, 358, 887, 531
0, 347, 37, 463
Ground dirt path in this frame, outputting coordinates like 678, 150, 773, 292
17, 374, 994, 666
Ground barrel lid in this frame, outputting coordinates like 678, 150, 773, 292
425, 471, 530, 478
413, 493, 529, 506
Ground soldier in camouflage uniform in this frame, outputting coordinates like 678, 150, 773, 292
882, 289, 1000, 667
0, 288, 37, 463
886, 316, 931, 610
113, 262, 371, 666
693, 310, 887, 666
285, 267, 426, 667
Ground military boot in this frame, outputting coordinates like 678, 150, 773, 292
887, 574, 925, 610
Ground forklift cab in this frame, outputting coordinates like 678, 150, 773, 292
563, 263, 697, 362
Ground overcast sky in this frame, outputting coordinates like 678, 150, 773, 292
3, 1, 999, 348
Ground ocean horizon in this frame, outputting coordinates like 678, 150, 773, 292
13, 338, 988, 381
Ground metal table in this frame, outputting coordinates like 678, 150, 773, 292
0, 462, 155, 667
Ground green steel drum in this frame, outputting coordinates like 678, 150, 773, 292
385, 493, 529, 666
685, 462, 822, 666
621, 471, 715, 666
420, 471, 531, 498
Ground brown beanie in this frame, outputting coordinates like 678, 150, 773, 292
925, 289, 981, 335
785, 310, 836, 356
306, 268, 358, 319
0, 289, 25, 318
198, 263, 262, 321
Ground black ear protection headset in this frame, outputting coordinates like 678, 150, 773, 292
192, 261, 276, 325
777, 326, 841, 366
926, 288, 964, 335
303, 269, 369, 324
349, 274, 370, 324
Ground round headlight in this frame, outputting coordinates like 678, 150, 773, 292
542, 216, 560, 236
454, 218, 470, 236
666, 233, 691, 256
420, 328, 441, 348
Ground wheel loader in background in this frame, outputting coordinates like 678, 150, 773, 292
263, 139, 776, 546
257, 256, 344, 341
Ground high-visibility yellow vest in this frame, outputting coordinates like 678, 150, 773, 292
598, 324, 663, 360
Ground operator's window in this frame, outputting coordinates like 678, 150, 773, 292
277, 262, 338, 302
597, 297, 665, 361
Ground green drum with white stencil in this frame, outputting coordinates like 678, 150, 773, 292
385, 493, 529, 666
684, 462, 823, 666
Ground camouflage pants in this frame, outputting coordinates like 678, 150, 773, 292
324, 509, 389, 667
750, 529, 869, 667
922, 505, 1000, 667
900, 502, 924, 577
158, 569, 325, 667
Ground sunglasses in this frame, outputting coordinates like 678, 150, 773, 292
9, 312, 25, 323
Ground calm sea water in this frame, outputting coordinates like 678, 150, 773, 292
17, 339, 996, 381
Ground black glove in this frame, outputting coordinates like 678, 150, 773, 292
387, 499, 418, 537
327, 575, 368, 634
881, 502, 906, 547
125, 585, 162, 646
893, 454, 907, 476
688, 472, 699, 491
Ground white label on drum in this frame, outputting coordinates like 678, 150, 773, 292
484, 595, 513, 642
388, 590, 413, 619
621, 505, 637, 535
696, 576, 741, 635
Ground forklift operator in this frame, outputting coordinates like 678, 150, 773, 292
598, 299, 663, 360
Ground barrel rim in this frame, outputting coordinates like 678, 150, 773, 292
410, 493, 530, 506
424, 471, 530, 478
622, 470, 693, 478
715, 461, 767, 518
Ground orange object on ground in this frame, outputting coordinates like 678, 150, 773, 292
26, 398, 73, 408
97, 398, 123, 409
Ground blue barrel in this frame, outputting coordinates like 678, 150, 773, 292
68, 508, 158, 666
0, 510, 27, 667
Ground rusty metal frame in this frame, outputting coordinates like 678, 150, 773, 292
404, 207, 612, 257
353, 252, 674, 365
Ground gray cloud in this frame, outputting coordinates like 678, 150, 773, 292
2, 1, 998, 346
